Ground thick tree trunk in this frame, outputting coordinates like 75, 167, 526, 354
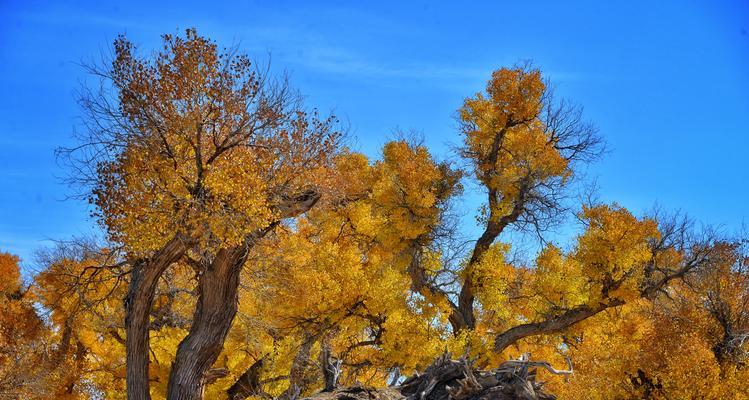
456, 220, 501, 332
319, 340, 341, 392
126, 237, 188, 400
166, 192, 321, 400
166, 248, 245, 400
278, 333, 318, 400
455, 179, 529, 334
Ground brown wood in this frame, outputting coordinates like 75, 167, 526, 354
166, 192, 321, 400
166, 247, 246, 400
126, 236, 188, 400
303, 354, 560, 400
493, 300, 623, 353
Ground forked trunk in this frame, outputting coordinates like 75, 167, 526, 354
166, 195, 319, 400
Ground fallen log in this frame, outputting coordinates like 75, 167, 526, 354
302, 353, 568, 400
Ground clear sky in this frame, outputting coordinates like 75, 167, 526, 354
1, 0, 747, 267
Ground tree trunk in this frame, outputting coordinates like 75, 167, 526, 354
278, 332, 318, 400
166, 247, 245, 400
227, 358, 264, 400
166, 192, 320, 400
319, 340, 341, 392
456, 220, 501, 332
126, 237, 188, 400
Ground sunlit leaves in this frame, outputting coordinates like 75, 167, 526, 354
91, 29, 340, 254
459, 66, 571, 224
575, 204, 659, 302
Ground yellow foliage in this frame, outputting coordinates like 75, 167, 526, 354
459, 66, 570, 223
575, 204, 659, 302
469, 243, 515, 320
93, 30, 339, 255
529, 245, 589, 311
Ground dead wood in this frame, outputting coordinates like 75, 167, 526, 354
301, 353, 567, 400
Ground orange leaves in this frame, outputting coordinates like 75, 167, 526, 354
42, 36, 741, 399
370, 141, 456, 245
0, 253, 40, 348
91, 30, 341, 254
460, 67, 545, 145
529, 245, 589, 310
0, 253, 55, 398
223, 140, 462, 386
467, 242, 515, 320
484, 67, 545, 124
327, 141, 460, 253
0, 252, 21, 293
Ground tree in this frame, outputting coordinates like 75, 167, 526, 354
529, 238, 748, 400
392, 64, 603, 337
0, 252, 49, 398
390, 65, 716, 358
62, 29, 341, 400
0, 251, 95, 399
232, 140, 462, 396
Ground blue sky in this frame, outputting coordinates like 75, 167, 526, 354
1, 0, 748, 266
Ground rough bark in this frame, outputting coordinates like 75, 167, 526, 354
493, 300, 623, 353
456, 202, 527, 332
456, 219, 501, 331
126, 236, 188, 400
166, 247, 246, 400
456, 177, 530, 333
278, 332, 318, 400
167, 191, 321, 400
319, 341, 342, 392
492, 240, 714, 353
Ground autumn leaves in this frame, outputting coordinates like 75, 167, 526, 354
2, 29, 745, 400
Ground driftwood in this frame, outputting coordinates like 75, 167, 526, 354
302, 353, 570, 400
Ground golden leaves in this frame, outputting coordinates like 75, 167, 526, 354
459, 66, 570, 224
468, 243, 515, 320
530, 245, 589, 309
41, 33, 744, 399
95, 30, 341, 254
575, 204, 659, 301
0, 252, 21, 293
